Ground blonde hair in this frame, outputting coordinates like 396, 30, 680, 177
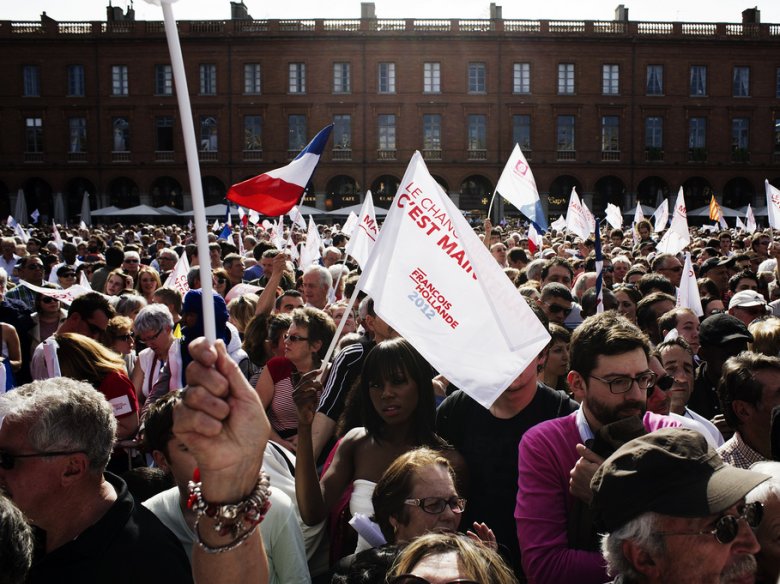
749, 317, 780, 357
390, 532, 518, 584
227, 293, 259, 334
56, 332, 126, 387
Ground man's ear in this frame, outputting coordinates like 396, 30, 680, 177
568, 370, 586, 400
622, 538, 660, 579
61, 452, 88, 486
732, 399, 754, 425
151, 450, 170, 475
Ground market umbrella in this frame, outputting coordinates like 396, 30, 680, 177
687, 205, 741, 218
327, 203, 388, 216
80, 192, 92, 226
14, 189, 28, 225
90, 205, 121, 217
53, 192, 67, 226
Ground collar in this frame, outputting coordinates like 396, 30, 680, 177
575, 407, 595, 443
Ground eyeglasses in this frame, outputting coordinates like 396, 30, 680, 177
136, 328, 163, 344
0, 449, 85, 470
26, 264, 44, 270
116, 333, 134, 342
543, 302, 573, 317
404, 496, 467, 515
61, 273, 76, 278
40, 296, 59, 304
652, 375, 675, 392
215, 277, 227, 284
390, 577, 478, 584
589, 371, 657, 394
657, 502, 762, 544
284, 334, 309, 343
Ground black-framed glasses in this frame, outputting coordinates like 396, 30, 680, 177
404, 496, 467, 515
284, 334, 309, 343
136, 328, 163, 344
657, 502, 762, 544
0, 449, 85, 470
391, 577, 478, 584
589, 371, 657, 394
26, 263, 44, 271
116, 333, 134, 342
215, 277, 227, 284
544, 302, 573, 317
61, 273, 76, 278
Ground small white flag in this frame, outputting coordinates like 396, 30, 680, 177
766, 180, 780, 230
342, 211, 359, 237
344, 192, 378, 269
565, 188, 592, 241
52, 224, 64, 250
14, 223, 30, 244
163, 252, 191, 296
299, 216, 323, 268
633, 202, 645, 224
605, 203, 623, 230
79, 220, 88, 231
31, 209, 40, 223
249, 209, 261, 225
736, 216, 747, 231
6, 216, 17, 229
656, 188, 690, 255
745, 204, 757, 234
676, 251, 703, 317
551, 215, 567, 232
288, 206, 307, 231
212, 218, 220, 232
653, 199, 669, 233
79, 270, 92, 290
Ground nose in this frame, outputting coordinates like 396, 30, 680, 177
731, 517, 760, 555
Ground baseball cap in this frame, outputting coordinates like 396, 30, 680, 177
728, 290, 768, 310
591, 428, 769, 531
698, 313, 753, 346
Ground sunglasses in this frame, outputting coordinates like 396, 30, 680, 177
404, 496, 467, 515
61, 273, 76, 278
86, 321, 106, 336
391, 577, 478, 584
658, 502, 762, 544
215, 277, 227, 284
284, 334, 309, 343
135, 328, 163, 344
124, 258, 140, 263
116, 333, 134, 342
0, 449, 85, 470
40, 296, 59, 304
544, 302, 573, 317
652, 375, 675, 392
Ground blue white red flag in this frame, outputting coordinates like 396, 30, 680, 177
494, 144, 548, 232
218, 224, 232, 240
227, 124, 333, 216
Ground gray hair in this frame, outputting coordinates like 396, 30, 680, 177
525, 258, 547, 282
134, 303, 174, 335
0, 494, 33, 584
158, 247, 179, 261
747, 461, 780, 504
0, 267, 7, 293
123, 250, 140, 261
324, 246, 343, 259
601, 512, 664, 579
187, 267, 200, 290
0, 377, 117, 472
304, 264, 333, 289
115, 294, 147, 317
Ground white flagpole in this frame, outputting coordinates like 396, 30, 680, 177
318, 285, 362, 384
160, 1, 215, 342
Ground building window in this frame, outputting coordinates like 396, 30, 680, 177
67, 65, 85, 97
512, 115, 531, 151
244, 64, 261, 95
423, 114, 442, 151
243, 115, 263, 151
557, 115, 575, 151
513, 63, 530, 94
332, 115, 352, 150
732, 117, 749, 160
378, 63, 396, 94
378, 114, 396, 151
424, 62, 441, 94
111, 65, 128, 96
690, 65, 707, 97
155, 65, 173, 96
646, 65, 663, 95
23, 65, 40, 97
68, 117, 86, 153
645, 116, 663, 149
25, 117, 43, 152
468, 63, 486, 93
601, 116, 619, 152
733, 66, 750, 97
333, 62, 351, 94
602, 64, 619, 95
199, 116, 217, 151
112, 117, 129, 151
289, 63, 306, 94
688, 117, 707, 160
289, 115, 307, 151
558, 64, 575, 95
467, 114, 487, 153
199, 64, 216, 95
156, 116, 174, 151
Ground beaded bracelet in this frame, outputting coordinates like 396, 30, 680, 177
187, 468, 272, 554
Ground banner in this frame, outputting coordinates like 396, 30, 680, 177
565, 188, 592, 241
358, 152, 550, 409
745, 204, 757, 234
653, 199, 669, 233
344, 192, 378, 269
163, 252, 191, 296
20, 280, 92, 304
676, 251, 703, 317
766, 180, 780, 230
494, 144, 548, 231
656, 188, 690, 255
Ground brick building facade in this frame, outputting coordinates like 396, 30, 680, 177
1, 3, 779, 224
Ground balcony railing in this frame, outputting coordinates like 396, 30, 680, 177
422, 149, 442, 161
688, 148, 708, 162
377, 149, 396, 160
467, 149, 487, 160
243, 149, 263, 161
112, 150, 131, 162
645, 148, 664, 162
332, 148, 352, 161
601, 150, 621, 161
731, 149, 751, 163
155, 151, 174, 162
556, 149, 576, 161
24, 151, 43, 162
199, 150, 217, 161
67, 151, 87, 162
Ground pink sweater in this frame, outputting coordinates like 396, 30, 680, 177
515, 411, 679, 584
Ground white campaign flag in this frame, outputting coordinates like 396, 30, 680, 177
342, 211, 359, 237
745, 204, 757, 234
299, 216, 322, 268
565, 188, 592, 241
79, 270, 92, 290
14, 223, 30, 244
767, 180, 780, 230
20, 280, 92, 305
288, 206, 307, 231
249, 209, 261, 225
52, 224, 64, 250
633, 202, 645, 224
494, 144, 547, 231
163, 252, 190, 296
653, 199, 669, 233
211, 218, 220, 232
551, 215, 567, 232
358, 152, 550, 409
676, 251, 703, 317
271, 217, 285, 251
344, 192, 378, 269
736, 216, 747, 232
79, 220, 88, 230
605, 203, 623, 230
656, 188, 690, 255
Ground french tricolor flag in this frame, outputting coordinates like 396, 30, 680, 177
227, 124, 333, 217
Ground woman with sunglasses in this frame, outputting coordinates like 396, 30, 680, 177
388, 532, 517, 584
29, 290, 67, 356
294, 338, 465, 558
56, 265, 78, 289
255, 307, 335, 452
104, 315, 136, 377
212, 267, 232, 300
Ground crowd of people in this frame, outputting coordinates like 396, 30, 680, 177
1, 214, 780, 583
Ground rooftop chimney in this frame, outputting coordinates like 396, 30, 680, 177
615, 5, 629, 22
742, 7, 760, 23
361, 2, 376, 19
490, 3, 503, 19
230, 1, 252, 20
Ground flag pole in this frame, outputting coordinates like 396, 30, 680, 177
486, 191, 498, 223
160, 0, 215, 342
318, 284, 361, 384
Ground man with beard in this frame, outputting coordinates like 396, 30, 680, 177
593, 428, 766, 584
515, 312, 679, 584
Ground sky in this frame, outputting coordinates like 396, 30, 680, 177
3, 0, 779, 24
